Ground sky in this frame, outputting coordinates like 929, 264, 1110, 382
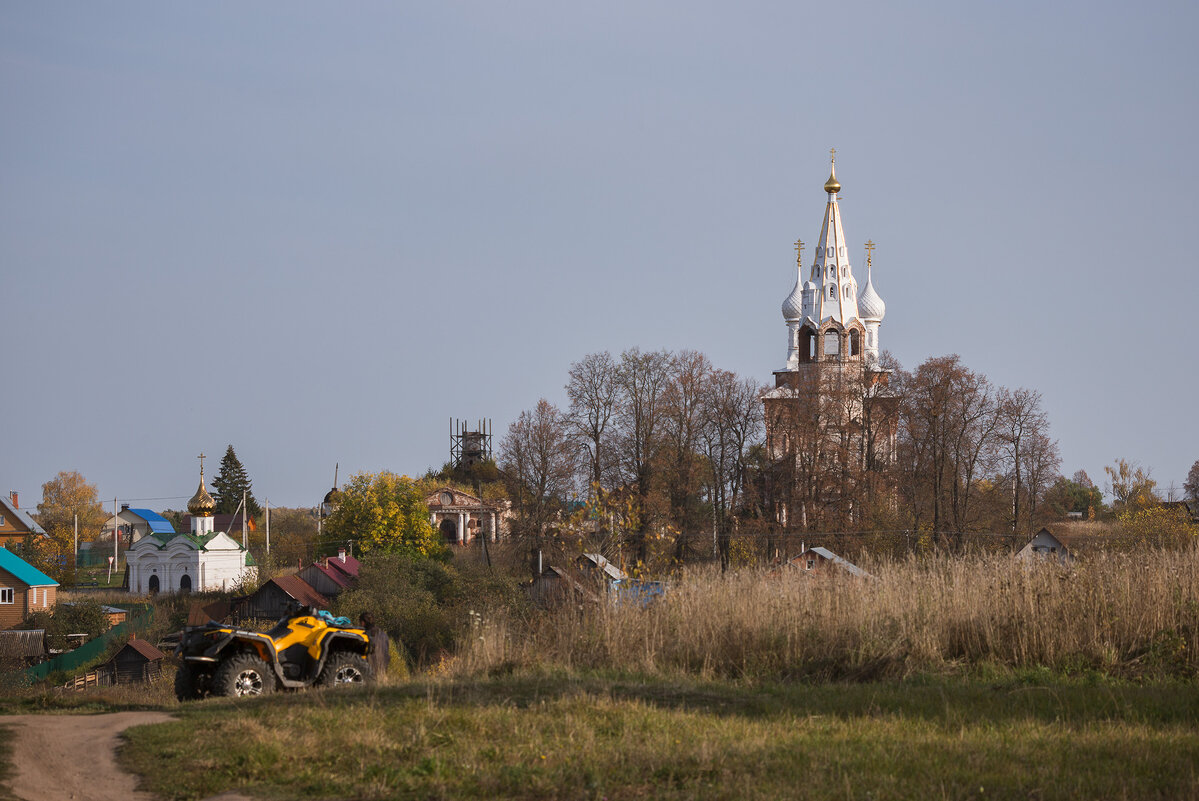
2, 1, 1196, 510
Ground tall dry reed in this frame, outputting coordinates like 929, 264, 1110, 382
456, 547, 1199, 681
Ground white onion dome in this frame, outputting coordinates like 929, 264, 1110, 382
781, 280, 804, 320
857, 269, 886, 320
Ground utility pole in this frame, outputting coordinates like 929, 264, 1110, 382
265, 499, 271, 555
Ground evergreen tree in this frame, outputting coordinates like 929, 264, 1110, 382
211, 445, 262, 517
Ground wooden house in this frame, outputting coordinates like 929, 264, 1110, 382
103, 637, 166, 684
327, 550, 361, 581
0, 547, 59, 629
232, 575, 329, 622
298, 560, 354, 599
0, 491, 48, 550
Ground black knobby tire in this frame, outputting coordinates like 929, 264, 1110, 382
174, 663, 213, 701
212, 653, 275, 698
317, 651, 373, 688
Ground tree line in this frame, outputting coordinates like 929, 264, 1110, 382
496, 348, 1196, 569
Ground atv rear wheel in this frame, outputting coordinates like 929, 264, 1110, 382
174, 663, 213, 701
213, 653, 274, 697
317, 651, 372, 687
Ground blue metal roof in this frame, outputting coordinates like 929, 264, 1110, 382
0, 546, 59, 587
125, 508, 175, 534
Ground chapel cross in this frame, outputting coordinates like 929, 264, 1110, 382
794, 238, 804, 266
198, 452, 206, 476
864, 239, 876, 266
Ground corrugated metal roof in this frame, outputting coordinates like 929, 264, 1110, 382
807, 547, 871, 578
125, 509, 176, 535
120, 637, 166, 662
269, 575, 329, 609
580, 553, 627, 581
0, 495, 47, 536
0, 629, 46, 659
328, 554, 360, 578
0, 547, 59, 587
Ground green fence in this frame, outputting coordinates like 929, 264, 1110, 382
16, 603, 156, 684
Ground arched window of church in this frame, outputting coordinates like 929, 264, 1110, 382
850, 330, 861, 356
825, 330, 840, 355
839, 246, 845, 257
826, 247, 833, 258
829, 285, 836, 300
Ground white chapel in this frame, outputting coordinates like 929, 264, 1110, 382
126, 456, 256, 594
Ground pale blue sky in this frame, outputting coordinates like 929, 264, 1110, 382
3, 1, 1196, 509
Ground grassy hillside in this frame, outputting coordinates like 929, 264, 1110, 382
119, 674, 1199, 801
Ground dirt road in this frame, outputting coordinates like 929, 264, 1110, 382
2, 711, 254, 801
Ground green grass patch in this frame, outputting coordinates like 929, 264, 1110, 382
118, 674, 1199, 800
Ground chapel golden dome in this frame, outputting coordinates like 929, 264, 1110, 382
188, 473, 216, 517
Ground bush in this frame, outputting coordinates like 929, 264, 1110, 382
19, 599, 111, 651
334, 553, 528, 667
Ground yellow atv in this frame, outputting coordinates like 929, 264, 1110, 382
175, 607, 372, 700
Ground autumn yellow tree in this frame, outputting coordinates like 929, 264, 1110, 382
34, 471, 107, 578
321, 471, 444, 558
1104, 459, 1158, 513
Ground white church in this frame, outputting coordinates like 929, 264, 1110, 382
126, 457, 256, 594
762, 151, 899, 530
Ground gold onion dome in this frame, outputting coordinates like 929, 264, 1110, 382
824, 167, 840, 194
188, 476, 216, 517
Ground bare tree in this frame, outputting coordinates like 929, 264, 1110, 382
699, 369, 764, 570
897, 356, 1001, 546
997, 387, 1051, 535
661, 350, 711, 560
613, 347, 674, 564
1184, 460, 1199, 505
499, 399, 578, 541
565, 351, 620, 494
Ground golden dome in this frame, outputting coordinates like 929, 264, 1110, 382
824, 167, 840, 194
824, 147, 840, 194
188, 474, 216, 516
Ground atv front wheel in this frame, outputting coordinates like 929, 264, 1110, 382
318, 651, 373, 687
174, 663, 213, 701
213, 653, 274, 698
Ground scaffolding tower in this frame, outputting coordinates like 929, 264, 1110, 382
450, 418, 493, 469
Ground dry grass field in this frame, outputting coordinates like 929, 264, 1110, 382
455, 545, 1199, 682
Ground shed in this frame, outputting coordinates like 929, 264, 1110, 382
783, 547, 873, 579
0, 629, 47, 668
103, 637, 166, 684
1016, 528, 1075, 565
528, 566, 600, 608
